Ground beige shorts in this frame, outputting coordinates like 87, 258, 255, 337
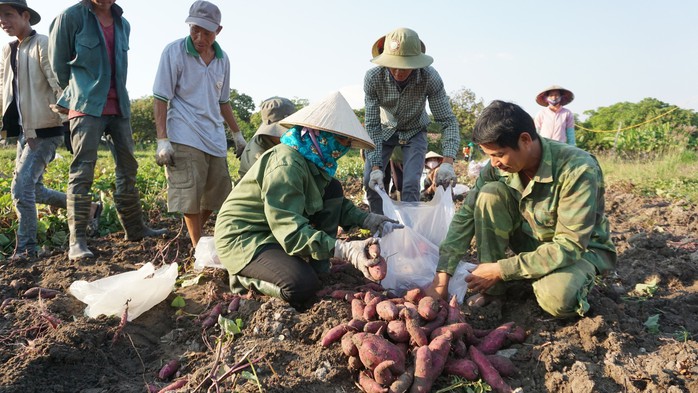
166, 142, 232, 214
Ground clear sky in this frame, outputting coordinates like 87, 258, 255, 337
4, 0, 698, 119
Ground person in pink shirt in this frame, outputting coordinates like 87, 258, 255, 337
534, 85, 576, 146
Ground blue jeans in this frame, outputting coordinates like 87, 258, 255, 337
363, 130, 428, 214
68, 115, 138, 196
11, 135, 66, 253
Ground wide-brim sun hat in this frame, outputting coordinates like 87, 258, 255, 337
425, 151, 443, 160
0, 0, 40, 25
279, 91, 375, 150
370, 27, 433, 70
255, 97, 297, 138
536, 85, 574, 107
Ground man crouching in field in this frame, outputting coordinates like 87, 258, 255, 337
425, 100, 617, 318
153, 1, 246, 248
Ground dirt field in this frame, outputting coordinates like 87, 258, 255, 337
1, 167, 697, 393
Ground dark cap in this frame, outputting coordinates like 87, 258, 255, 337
0, 0, 40, 25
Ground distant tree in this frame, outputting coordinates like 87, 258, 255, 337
130, 96, 156, 142
449, 87, 484, 144
230, 89, 255, 123
291, 97, 309, 109
354, 108, 365, 125
580, 98, 697, 154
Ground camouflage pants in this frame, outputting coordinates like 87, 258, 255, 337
473, 181, 613, 318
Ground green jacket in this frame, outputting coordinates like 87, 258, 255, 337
215, 144, 369, 275
238, 134, 276, 178
48, 0, 131, 117
438, 138, 616, 278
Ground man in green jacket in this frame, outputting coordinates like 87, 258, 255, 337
49, 0, 164, 260
215, 92, 401, 305
426, 100, 616, 318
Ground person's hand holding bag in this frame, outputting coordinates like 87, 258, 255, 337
363, 213, 404, 236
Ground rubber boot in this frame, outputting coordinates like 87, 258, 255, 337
68, 194, 94, 260
114, 193, 167, 241
233, 274, 283, 299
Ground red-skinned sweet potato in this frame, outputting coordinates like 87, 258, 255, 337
376, 300, 399, 321
487, 354, 518, 377
388, 364, 414, 393
404, 287, 425, 304
420, 302, 448, 336
352, 298, 366, 320
409, 345, 434, 393
23, 287, 61, 299
374, 360, 397, 386
469, 346, 513, 393
506, 325, 527, 344
364, 296, 382, 321
387, 320, 410, 343
348, 355, 362, 371
446, 294, 463, 324
368, 258, 387, 281
347, 318, 367, 332
342, 331, 358, 357
401, 308, 427, 347
330, 289, 357, 301
359, 371, 388, 393
451, 338, 468, 358
321, 323, 348, 347
158, 358, 180, 380
157, 378, 187, 393
444, 357, 479, 380
430, 322, 475, 342
428, 331, 453, 374
353, 333, 405, 374
417, 296, 439, 321
364, 320, 388, 335
476, 322, 515, 355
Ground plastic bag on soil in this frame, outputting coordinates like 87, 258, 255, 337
69, 262, 178, 321
194, 236, 224, 271
377, 186, 475, 303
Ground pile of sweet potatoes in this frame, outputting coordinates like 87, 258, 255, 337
320, 286, 525, 393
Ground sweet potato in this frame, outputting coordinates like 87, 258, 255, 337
23, 287, 61, 299
342, 331, 358, 357
430, 322, 475, 342
404, 287, 425, 304
364, 320, 387, 335
401, 308, 427, 347
476, 322, 515, 355
409, 345, 433, 393
420, 302, 448, 336
506, 325, 527, 344
444, 357, 479, 380
158, 358, 180, 380
417, 296, 439, 321
486, 354, 518, 377
352, 298, 366, 320
364, 296, 382, 321
358, 282, 385, 292
469, 346, 513, 393
451, 338, 468, 358
353, 333, 405, 374
473, 327, 493, 338
368, 261, 387, 282
359, 371, 388, 393
374, 360, 397, 386
348, 355, 362, 371
347, 318, 367, 332
368, 242, 381, 259
330, 289, 357, 301
376, 300, 399, 321
388, 364, 414, 393
201, 302, 224, 329
321, 323, 349, 347
428, 331, 453, 374
386, 320, 410, 343
157, 377, 187, 393
227, 296, 240, 313
446, 294, 463, 324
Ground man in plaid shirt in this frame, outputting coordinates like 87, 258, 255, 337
363, 27, 460, 214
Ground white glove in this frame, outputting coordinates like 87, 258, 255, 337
435, 162, 457, 187
334, 238, 386, 281
232, 131, 247, 158
369, 169, 385, 191
155, 138, 175, 167
363, 213, 404, 237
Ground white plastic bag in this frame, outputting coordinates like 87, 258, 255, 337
377, 186, 475, 303
69, 262, 178, 321
194, 236, 224, 271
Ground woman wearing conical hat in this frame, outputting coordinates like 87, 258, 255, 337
214, 92, 403, 306
534, 85, 576, 146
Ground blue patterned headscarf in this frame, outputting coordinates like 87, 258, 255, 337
280, 126, 350, 176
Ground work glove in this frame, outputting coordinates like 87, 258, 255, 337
435, 162, 457, 187
368, 169, 385, 191
334, 238, 387, 282
231, 131, 247, 158
363, 213, 404, 237
155, 138, 175, 167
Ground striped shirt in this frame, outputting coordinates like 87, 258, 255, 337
363, 66, 460, 168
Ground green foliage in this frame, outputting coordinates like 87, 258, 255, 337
130, 95, 157, 142
579, 98, 698, 155
450, 87, 485, 145
644, 314, 661, 334
436, 376, 492, 393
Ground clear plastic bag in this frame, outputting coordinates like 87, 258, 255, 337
69, 262, 178, 321
377, 186, 475, 303
194, 236, 224, 271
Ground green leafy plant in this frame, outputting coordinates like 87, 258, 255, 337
644, 314, 661, 334
436, 376, 492, 393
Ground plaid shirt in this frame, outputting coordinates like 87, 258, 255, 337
363, 66, 460, 168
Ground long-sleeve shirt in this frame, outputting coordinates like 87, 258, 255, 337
214, 144, 369, 275
438, 138, 616, 278
363, 66, 460, 168
535, 106, 574, 143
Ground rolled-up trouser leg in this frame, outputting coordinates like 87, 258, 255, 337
236, 244, 321, 305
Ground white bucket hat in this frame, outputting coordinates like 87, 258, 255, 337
370, 28, 433, 69
280, 91, 375, 150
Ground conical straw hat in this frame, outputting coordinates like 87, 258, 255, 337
280, 91, 375, 150
535, 85, 574, 106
